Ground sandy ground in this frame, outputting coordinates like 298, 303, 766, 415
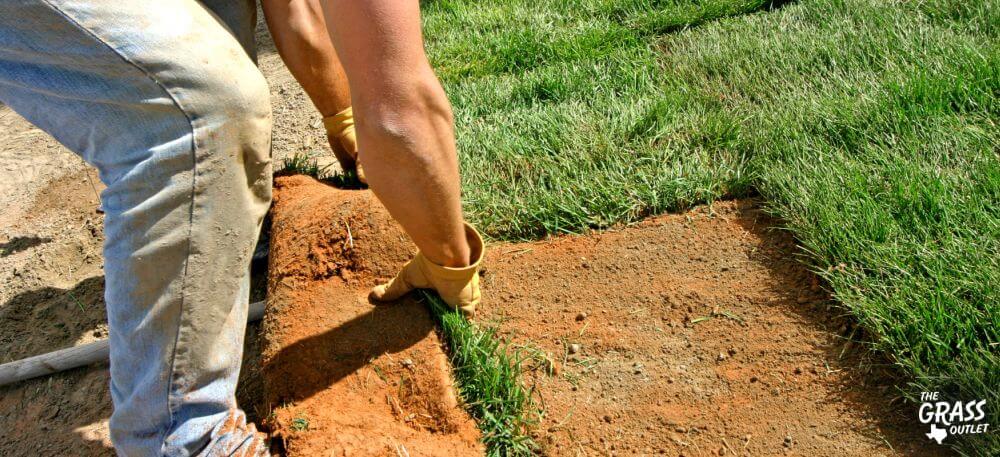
481, 202, 941, 456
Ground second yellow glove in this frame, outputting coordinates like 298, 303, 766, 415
323, 106, 367, 183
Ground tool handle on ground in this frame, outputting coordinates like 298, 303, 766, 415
0, 300, 265, 387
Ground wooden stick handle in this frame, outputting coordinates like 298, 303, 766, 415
0, 300, 266, 387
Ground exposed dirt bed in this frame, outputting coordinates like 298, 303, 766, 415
262, 176, 939, 456
479, 202, 940, 456
0, 166, 112, 456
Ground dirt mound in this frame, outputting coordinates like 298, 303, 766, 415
480, 201, 941, 456
260, 175, 482, 456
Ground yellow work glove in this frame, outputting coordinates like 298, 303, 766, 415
323, 106, 367, 183
370, 223, 484, 318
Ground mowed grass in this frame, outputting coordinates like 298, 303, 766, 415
421, 0, 999, 454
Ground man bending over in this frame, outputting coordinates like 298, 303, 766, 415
0, 0, 481, 454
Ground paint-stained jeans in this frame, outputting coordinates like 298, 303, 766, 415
0, 1, 271, 455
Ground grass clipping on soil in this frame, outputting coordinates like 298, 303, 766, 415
421, 291, 538, 456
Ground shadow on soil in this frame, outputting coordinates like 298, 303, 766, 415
0, 236, 51, 257
731, 204, 946, 456
261, 296, 434, 406
0, 276, 113, 456
0, 276, 106, 364
0, 266, 272, 456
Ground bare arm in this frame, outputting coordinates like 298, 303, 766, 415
316, 0, 471, 267
261, 0, 357, 171
261, 0, 349, 117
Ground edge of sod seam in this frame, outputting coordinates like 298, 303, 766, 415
420, 291, 539, 456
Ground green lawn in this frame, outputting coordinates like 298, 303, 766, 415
422, 0, 999, 454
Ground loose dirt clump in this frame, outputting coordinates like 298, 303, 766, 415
261, 175, 482, 456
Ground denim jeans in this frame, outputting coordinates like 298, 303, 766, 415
0, 1, 271, 455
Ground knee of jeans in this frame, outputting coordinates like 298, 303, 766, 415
200, 66, 272, 165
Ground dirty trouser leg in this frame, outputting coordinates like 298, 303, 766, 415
0, 1, 271, 455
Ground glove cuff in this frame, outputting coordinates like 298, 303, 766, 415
323, 106, 355, 139
416, 223, 484, 280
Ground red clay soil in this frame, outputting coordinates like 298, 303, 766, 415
480, 202, 942, 456
261, 175, 482, 456
261, 175, 942, 457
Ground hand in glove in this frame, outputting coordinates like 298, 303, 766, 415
370, 223, 484, 318
323, 106, 367, 183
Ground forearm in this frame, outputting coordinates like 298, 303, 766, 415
317, 0, 471, 268
261, 0, 349, 117
355, 77, 470, 267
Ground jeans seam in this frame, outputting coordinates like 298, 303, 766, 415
37, 0, 199, 450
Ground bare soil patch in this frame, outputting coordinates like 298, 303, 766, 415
0, 165, 111, 456
481, 201, 941, 456
260, 176, 940, 456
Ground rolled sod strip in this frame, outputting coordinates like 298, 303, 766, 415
0, 300, 265, 387
259, 175, 481, 456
